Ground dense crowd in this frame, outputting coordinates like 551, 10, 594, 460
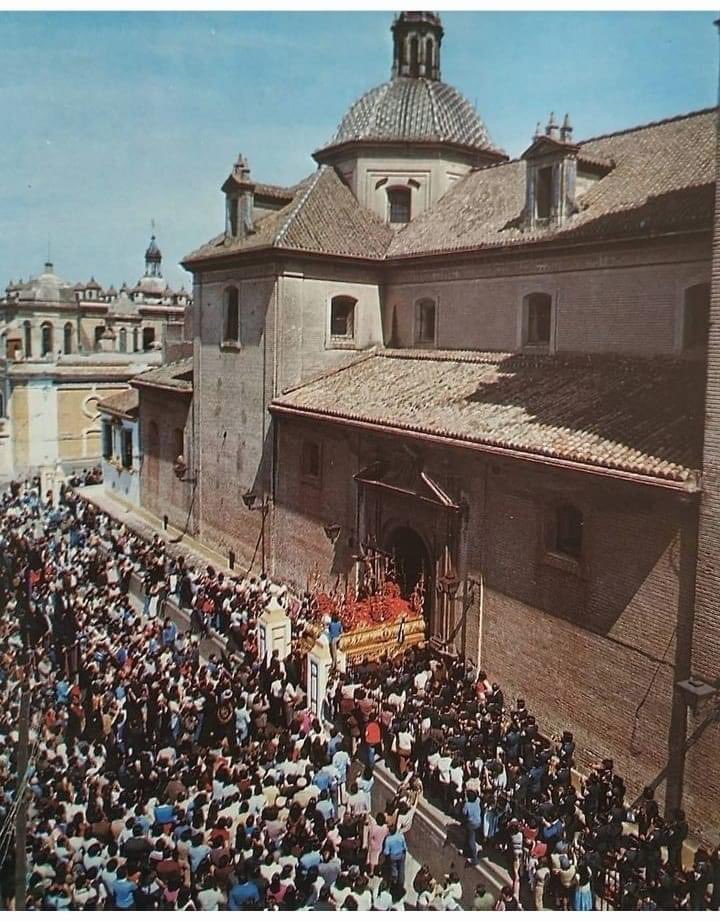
0, 478, 717, 910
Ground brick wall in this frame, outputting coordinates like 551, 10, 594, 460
384, 237, 710, 356
138, 389, 192, 531
686, 107, 720, 843
271, 414, 718, 841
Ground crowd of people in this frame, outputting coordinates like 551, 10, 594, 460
0, 477, 717, 910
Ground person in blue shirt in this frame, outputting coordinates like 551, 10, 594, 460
463, 790, 483, 865
112, 866, 137, 909
228, 874, 261, 910
382, 829, 408, 886
328, 613, 343, 669
162, 618, 178, 647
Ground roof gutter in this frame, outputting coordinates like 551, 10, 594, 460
270, 403, 702, 497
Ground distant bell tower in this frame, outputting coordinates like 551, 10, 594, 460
144, 234, 163, 278
391, 11, 444, 80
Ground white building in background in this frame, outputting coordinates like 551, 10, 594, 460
0, 235, 189, 481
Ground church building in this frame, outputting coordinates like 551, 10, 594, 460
143, 12, 720, 840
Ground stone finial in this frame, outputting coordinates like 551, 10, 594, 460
560, 113, 573, 143
546, 111, 559, 140
533, 121, 542, 141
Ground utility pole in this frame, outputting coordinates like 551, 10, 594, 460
14, 688, 30, 911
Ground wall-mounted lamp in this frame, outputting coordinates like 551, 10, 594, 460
324, 523, 342, 544
173, 454, 196, 484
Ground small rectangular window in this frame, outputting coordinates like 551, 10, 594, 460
388, 187, 411, 224
415, 300, 436, 345
330, 297, 355, 339
301, 440, 321, 481
554, 503, 583, 559
121, 429, 133, 469
102, 422, 113, 461
525, 293, 552, 348
536, 166, 553, 220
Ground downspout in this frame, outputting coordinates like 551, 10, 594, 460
476, 461, 489, 669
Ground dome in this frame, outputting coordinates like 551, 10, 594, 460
322, 76, 496, 154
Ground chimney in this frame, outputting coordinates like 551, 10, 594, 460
223, 153, 256, 240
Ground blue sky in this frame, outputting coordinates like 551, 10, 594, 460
0, 11, 717, 291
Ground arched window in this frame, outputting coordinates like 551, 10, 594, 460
552, 502, 583, 560
0, 392, 5, 419
132, 328, 139, 352
387, 187, 411, 224
330, 296, 356, 340
118, 328, 127, 352
425, 36, 434, 74
224, 286, 240, 343
409, 35, 419, 75
94, 325, 105, 348
142, 327, 155, 350
523, 292, 553, 349
415, 298, 436, 346
63, 322, 73, 355
682, 282, 710, 352
41, 323, 53, 357
23, 321, 32, 358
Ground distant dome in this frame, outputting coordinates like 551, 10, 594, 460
145, 235, 162, 264
322, 76, 496, 154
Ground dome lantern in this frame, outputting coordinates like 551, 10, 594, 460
144, 234, 162, 278
392, 11, 443, 80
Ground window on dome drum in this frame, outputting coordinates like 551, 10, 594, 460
63, 323, 73, 355
132, 328, 139, 352
536, 166, 553, 220
142, 327, 155, 351
682, 283, 710, 352
41, 323, 53, 357
524, 293, 553, 349
102, 422, 113, 461
94, 325, 105, 348
0, 393, 5, 419
387, 187, 411, 224
415, 299, 437, 346
330, 296, 356, 339
224, 287, 240, 343
23, 322, 32, 358
301, 439, 321, 482
121, 428, 133, 469
118, 328, 127, 353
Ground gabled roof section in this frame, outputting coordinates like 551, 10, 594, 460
389, 107, 717, 258
271, 349, 705, 490
183, 167, 394, 266
521, 135, 579, 159
96, 388, 139, 419
131, 357, 193, 394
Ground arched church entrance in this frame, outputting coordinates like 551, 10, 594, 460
385, 526, 433, 625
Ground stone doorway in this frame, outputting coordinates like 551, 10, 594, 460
384, 525, 433, 626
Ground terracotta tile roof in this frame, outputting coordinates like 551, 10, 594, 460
271, 350, 705, 487
184, 167, 393, 265
96, 388, 139, 418
388, 107, 717, 257
131, 357, 193, 393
